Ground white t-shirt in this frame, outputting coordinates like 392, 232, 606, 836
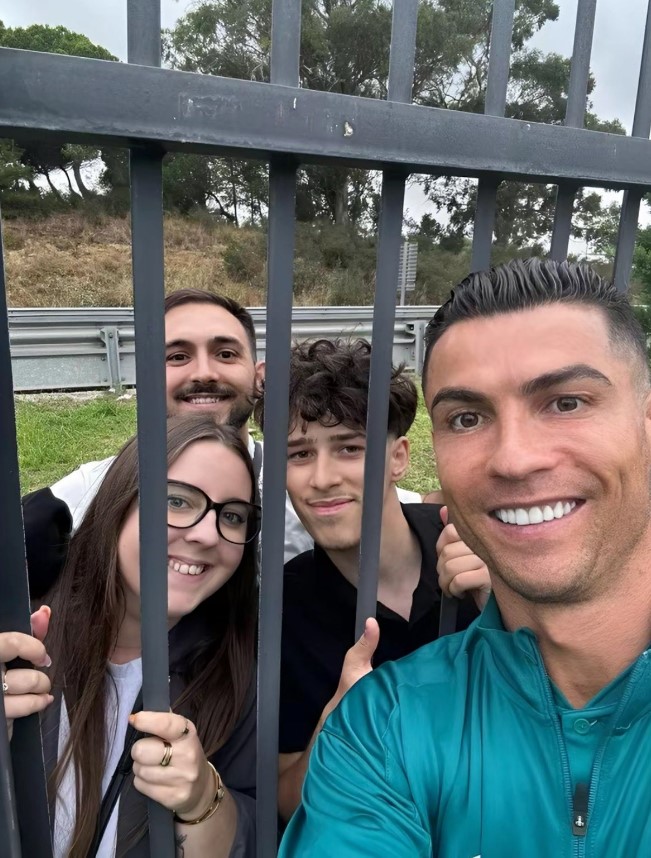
49, 438, 422, 563
54, 658, 142, 858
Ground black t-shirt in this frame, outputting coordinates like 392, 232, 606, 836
279, 502, 479, 753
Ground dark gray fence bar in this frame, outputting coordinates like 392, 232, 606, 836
549, 186, 577, 262
470, 0, 515, 271
471, 178, 500, 273
5, 49, 651, 189
387, 0, 419, 103
257, 161, 298, 856
0, 210, 52, 858
550, 0, 597, 262
0, 212, 25, 858
613, 0, 651, 291
356, 172, 407, 636
127, 2, 175, 854
270, 0, 301, 86
256, 1, 301, 852
565, 0, 597, 129
483, 0, 515, 118
355, 0, 417, 634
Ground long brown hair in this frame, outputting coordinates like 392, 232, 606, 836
46, 415, 258, 858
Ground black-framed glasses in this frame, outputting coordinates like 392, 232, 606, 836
167, 480, 261, 545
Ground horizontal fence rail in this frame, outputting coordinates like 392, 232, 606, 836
3, 48, 651, 190
8, 306, 436, 392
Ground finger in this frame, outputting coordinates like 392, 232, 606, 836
131, 736, 174, 766
132, 762, 195, 788
132, 775, 191, 813
129, 711, 195, 743
3, 668, 51, 696
344, 618, 380, 667
438, 553, 487, 589
30, 606, 51, 643
4, 693, 53, 720
438, 539, 482, 565
440, 505, 448, 527
0, 632, 51, 669
448, 568, 492, 599
436, 521, 460, 554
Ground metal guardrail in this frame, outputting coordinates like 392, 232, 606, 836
8, 305, 436, 392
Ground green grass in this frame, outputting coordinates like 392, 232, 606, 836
16, 396, 137, 492
15, 393, 438, 495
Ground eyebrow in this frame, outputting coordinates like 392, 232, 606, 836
165, 335, 244, 351
520, 364, 612, 396
287, 431, 366, 448
429, 363, 612, 416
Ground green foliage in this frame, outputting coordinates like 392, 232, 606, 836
222, 228, 268, 287
0, 21, 116, 59
0, 139, 31, 191
632, 223, 651, 347
0, 21, 117, 214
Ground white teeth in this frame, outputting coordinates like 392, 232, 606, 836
495, 501, 577, 526
168, 560, 205, 576
515, 508, 529, 526
528, 507, 544, 525
188, 396, 223, 404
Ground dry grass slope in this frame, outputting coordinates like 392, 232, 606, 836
5, 212, 268, 307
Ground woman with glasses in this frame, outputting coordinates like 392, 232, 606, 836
5, 414, 260, 857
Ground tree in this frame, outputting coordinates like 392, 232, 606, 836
0, 21, 118, 202
164, 0, 622, 242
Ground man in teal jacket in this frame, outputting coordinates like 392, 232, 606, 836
279, 257, 651, 857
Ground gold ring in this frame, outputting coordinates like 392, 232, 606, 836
159, 741, 173, 767
1, 672, 7, 694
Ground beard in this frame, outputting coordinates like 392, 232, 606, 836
171, 381, 256, 428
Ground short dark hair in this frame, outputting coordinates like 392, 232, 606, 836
254, 338, 418, 437
164, 289, 258, 360
422, 258, 648, 385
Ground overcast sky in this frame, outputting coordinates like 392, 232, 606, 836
1, 0, 648, 227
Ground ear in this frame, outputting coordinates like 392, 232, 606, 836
255, 360, 266, 391
387, 436, 410, 483
644, 388, 651, 444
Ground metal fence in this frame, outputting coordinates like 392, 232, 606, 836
7, 305, 436, 392
1, 0, 651, 855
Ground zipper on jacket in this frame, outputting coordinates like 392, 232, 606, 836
572, 783, 589, 836
532, 645, 584, 856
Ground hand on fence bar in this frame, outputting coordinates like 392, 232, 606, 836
277, 618, 380, 821
129, 710, 238, 853
327, 617, 380, 716
1, 605, 53, 740
436, 507, 491, 610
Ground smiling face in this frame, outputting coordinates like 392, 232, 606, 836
165, 302, 264, 428
424, 303, 651, 605
117, 438, 252, 625
285, 420, 408, 552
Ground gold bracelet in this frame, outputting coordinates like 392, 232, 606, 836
173, 761, 225, 825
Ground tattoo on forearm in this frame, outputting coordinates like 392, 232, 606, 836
175, 833, 187, 857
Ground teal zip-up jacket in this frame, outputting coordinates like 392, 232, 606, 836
279, 598, 651, 857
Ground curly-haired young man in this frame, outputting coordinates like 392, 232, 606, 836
254, 339, 482, 821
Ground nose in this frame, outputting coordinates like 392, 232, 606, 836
308, 451, 342, 492
191, 349, 219, 383
183, 509, 221, 546
486, 409, 560, 481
